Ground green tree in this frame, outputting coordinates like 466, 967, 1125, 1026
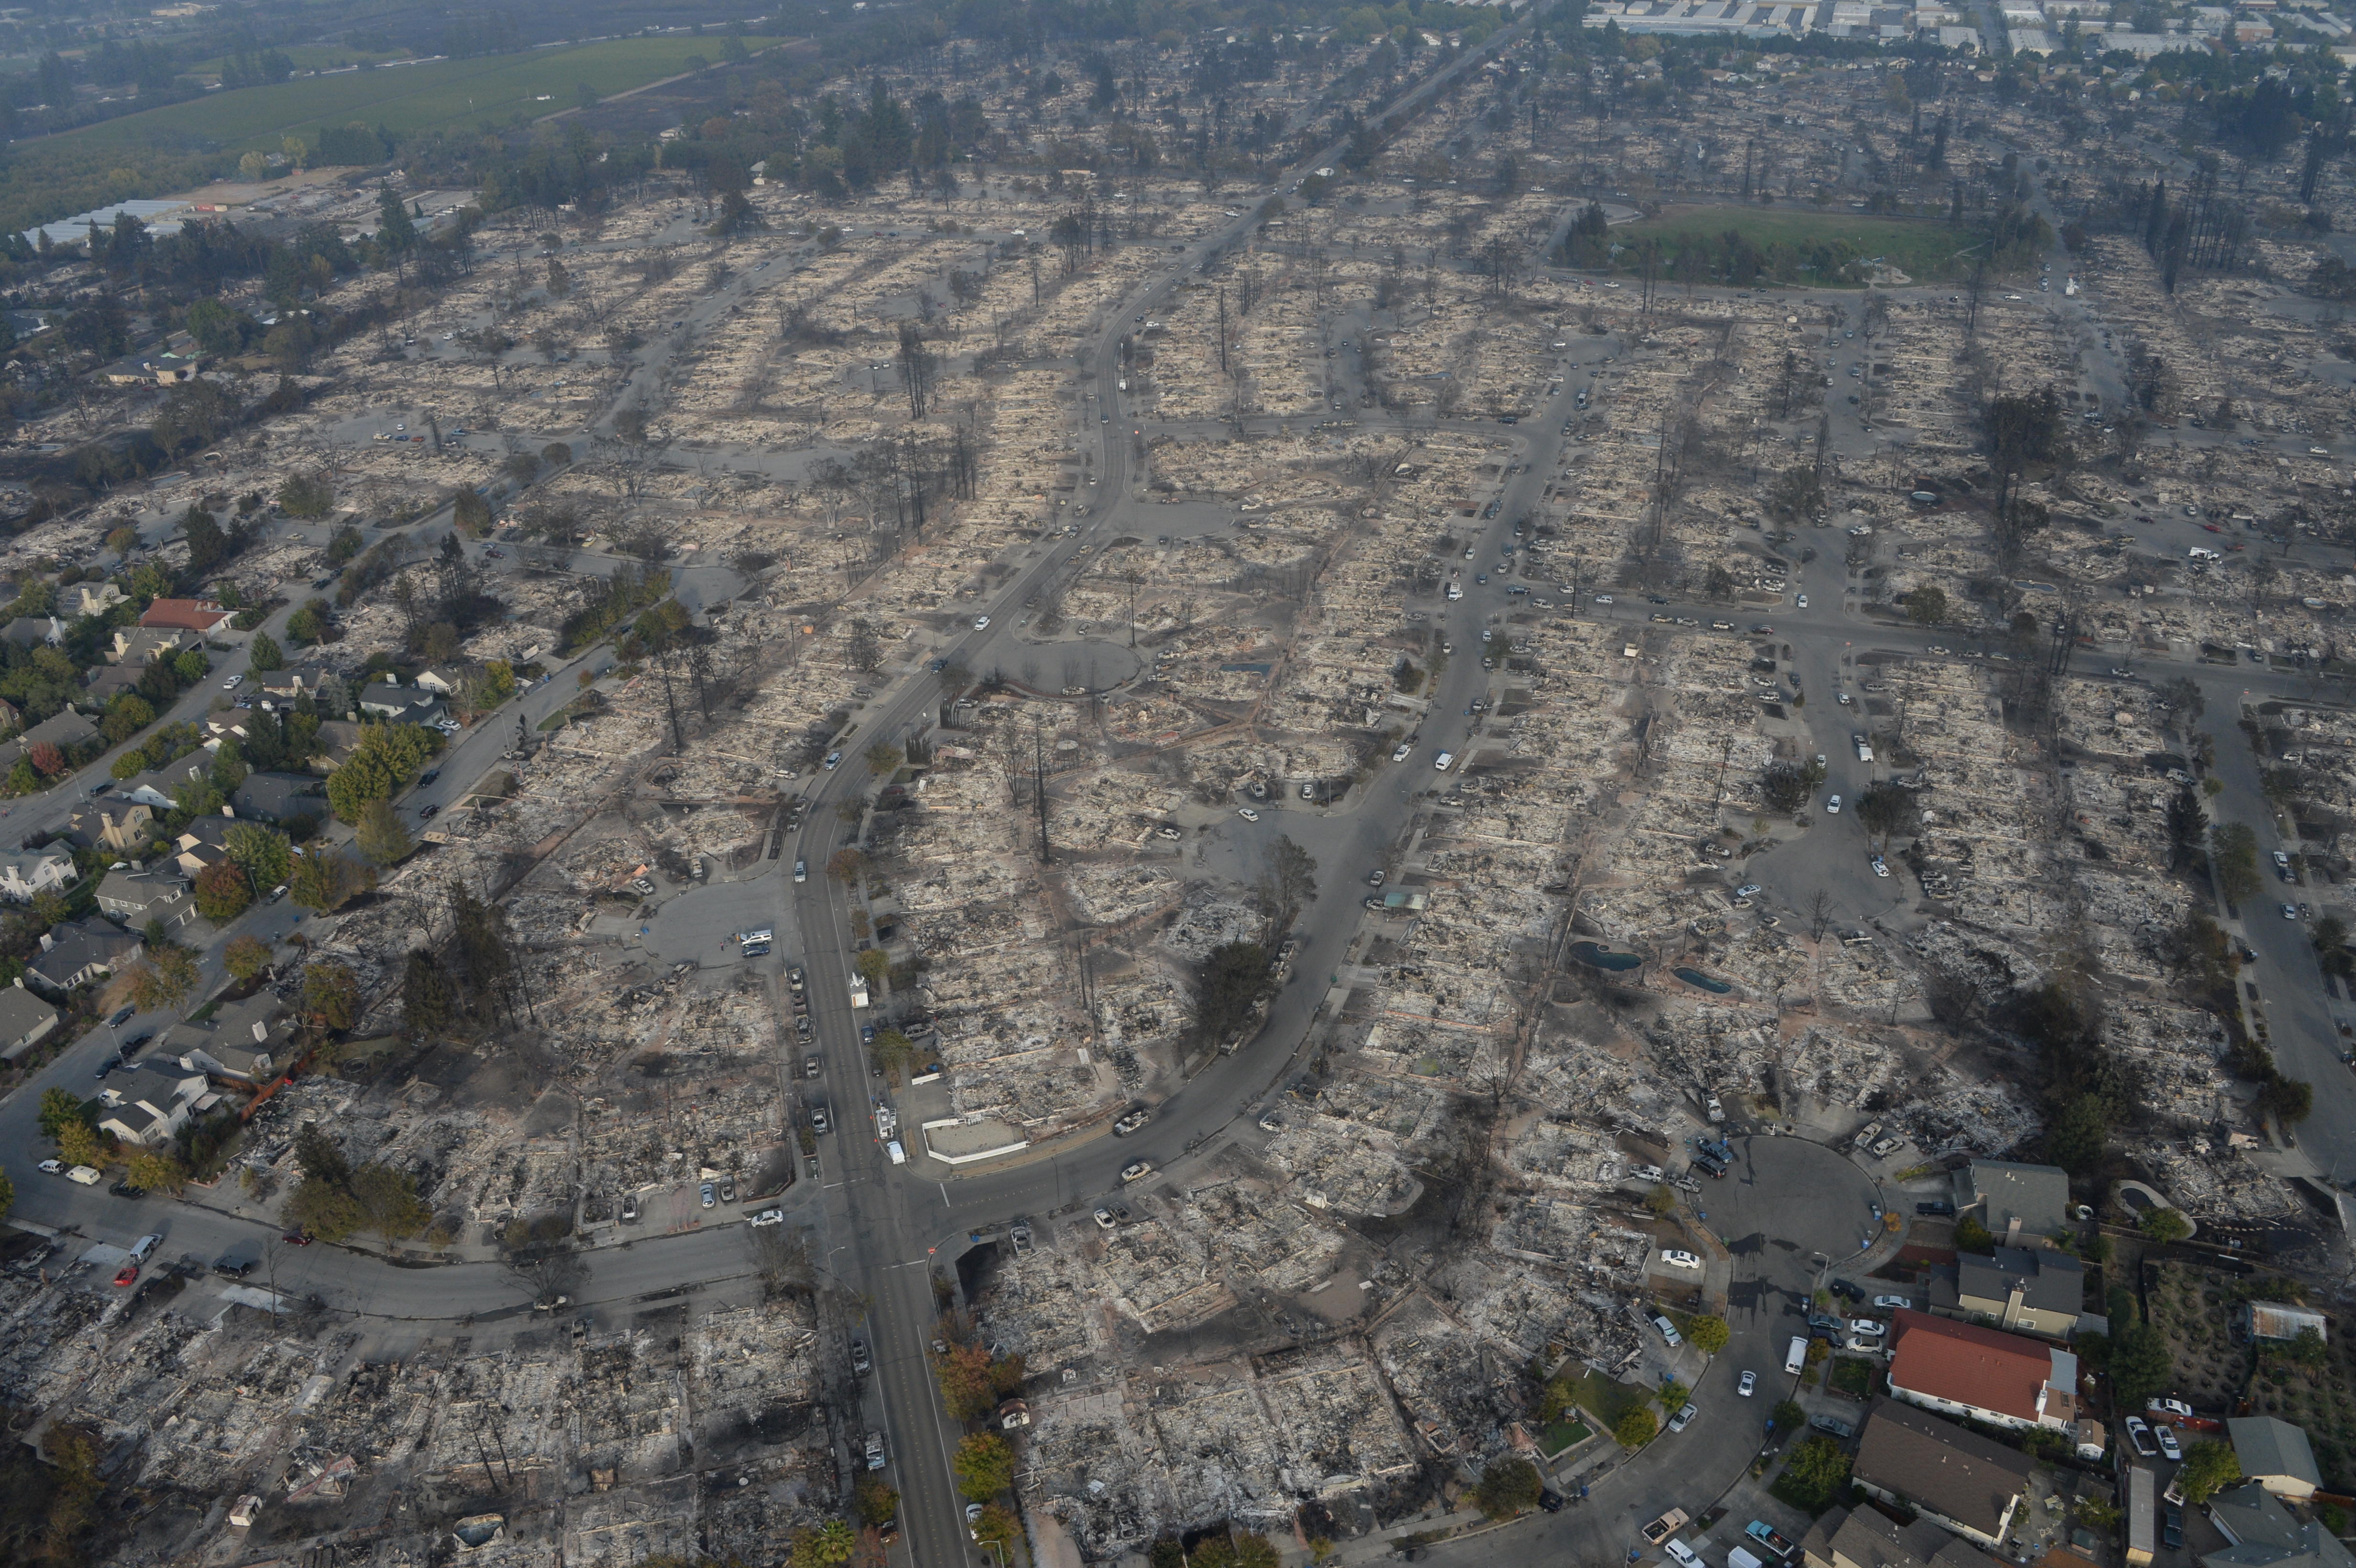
1657, 1380, 1691, 1412
853, 1475, 899, 1526
1614, 1406, 1659, 1447
289, 847, 376, 913
356, 797, 415, 864
249, 632, 285, 672
1775, 1435, 1854, 1511
856, 946, 889, 995
870, 1027, 916, 1080
952, 1432, 1015, 1501
2263, 1073, 2315, 1124
403, 946, 455, 1036
2046, 1093, 2110, 1176
1771, 1398, 1806, 1431
1953, 1213, 1995, 1252
865, 741, 904, 776
106, 525, 141, 560
222, 933, 273, 981
277, 472, 335, 518
2139, 1206, 2190, 1243
1472, 1457, 1543, 1519
1685, 1315, 1731, 1354
129, 944, 200, 1012
57, 1120, 106, 1170
38, 1086, 88, 1140
194, 859, 253, 922
224, 823, 292, 891
1905, 585, 1947, 625
2211, 822, 2263, 907
972, 1507, 1023, 1558
302, 961, 362, 1030
124, 1147, 184, 1195
2107, 1321, 2175, 1408
1233, 1534, 1280, 1568
1646, 1183, 1677, 1218
2176, 1439, 2241, 1504
324, 723, 441, 822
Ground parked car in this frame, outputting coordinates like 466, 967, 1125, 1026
2156, 1426, 2182, 1461
1659, 1250, 1703, 1270
1847, 1318, 1887, 1338
1738, 1370, 1756, 1397
699, 1181, 716, 1208
851, 1338, 872, 1373
1666, 1404, 1698, 1434
1873, 1296, 1912, 1310
2125, 1416, 2159, 1457
748, 1208, 784, 1227
1119, 1160, 1152, 1183
1093, 1207, 1116, 1230
1915, 1199, 1953, 1216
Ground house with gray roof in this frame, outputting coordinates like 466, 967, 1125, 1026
1952, 1159, 2072, 1245
0, 846, 76, 902
1852, 1400, 2036, 1549
122, 752, 214, 811
2228, 1417, 2323, 1503
96, 867, 195, 929
232, 771, 323, 824
0, 981, 59, 1060
1943, 1246, 2084, 1339
168, 993, 288, 1086
13, 708, 98, 760
95, 1059, 209, 1147
2202, 1482, 2353, 1568
26, 918, 142, 995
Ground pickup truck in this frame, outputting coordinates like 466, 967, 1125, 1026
1641, 1510, 1691, 1546
1748, 1521, 1797, 1557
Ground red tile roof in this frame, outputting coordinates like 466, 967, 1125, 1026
139, 598, 230, 633
1888, 1310, 2052, 1423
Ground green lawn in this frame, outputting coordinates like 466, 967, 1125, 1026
1540, 1419, 1593, 1455
1827, 1357, 1876, 1398
1563, 1370, 1652, 1429
50, 36, 782, 155
1609, 205, 1995, 288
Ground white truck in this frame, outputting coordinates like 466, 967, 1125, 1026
1853, 733, 1874, 764
848, 976, 870, 1009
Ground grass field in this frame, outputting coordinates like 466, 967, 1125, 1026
52, 35, 782, 155
1612, 205, 1991, 287
189, 44, 416, 80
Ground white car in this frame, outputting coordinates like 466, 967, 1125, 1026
1237, 806, 1260, 822
1594, 594, 1613, 605
1092, 1207, 1116, 1230
2156, 1426, 2183, 1461
1826, 795, 1842, 814
747, 1208, 785, 1227
793, 859, 807, 883
974, 615, 991, 630
1392, 743, 1413, 762
1870, 855, 1890, 878
1666, 1405, 1698, 1434
1433, 751, 1455, 772
1660, 1250, 1703, 1270
1738, 1370, 1756, 1397
1848, 1318, 1887, 1338
222, 673, 243, 690
1873, 1295, 1912, 1310
1796, 593, 1809, 609
2126, 1416, 2158, 1457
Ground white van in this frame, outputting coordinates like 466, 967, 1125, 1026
129, 1234, 161, 1262
1665, 1540, 1702, 1568
1433, 751, 1455, 772
1785, 1335, 1809, 1375
886, 1140, 906, 1165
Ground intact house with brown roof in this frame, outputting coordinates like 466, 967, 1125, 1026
1886, 1310, 2079, 1433
137, 598, 234, 636
1853, 1399, 2038, 1549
